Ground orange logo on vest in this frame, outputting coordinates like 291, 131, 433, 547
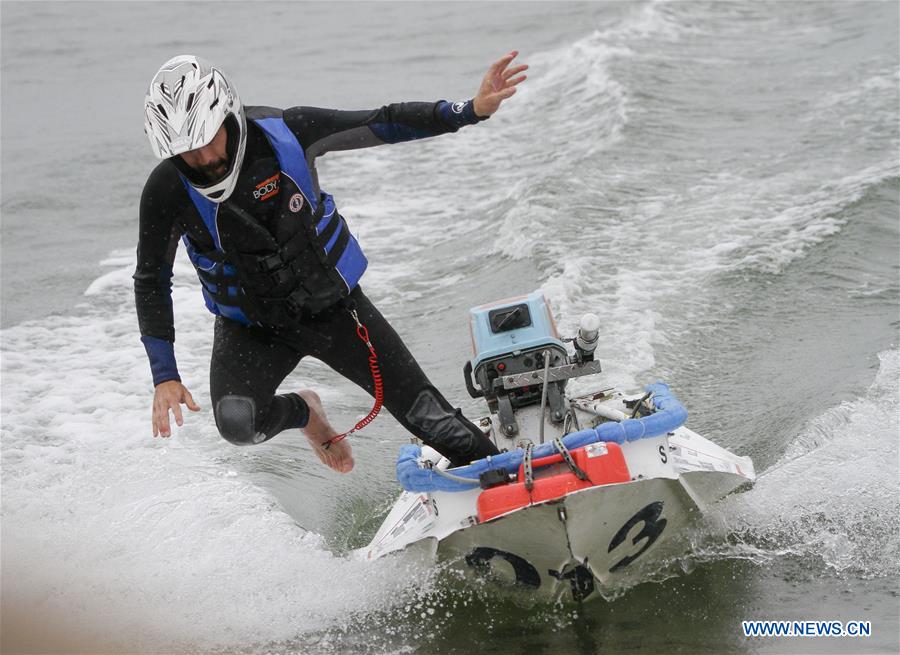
253, 174, 280, 201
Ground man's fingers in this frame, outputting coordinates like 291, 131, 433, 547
185, 390, 200, 411
152, 401, 162, 437
502, 64, 529, 81
156, 400, 171, 437
150, 385, 199, 440
486, 86, 518, 104
489, 55, 513, 73
489, 50, 518, 73
490, 71, 527, 94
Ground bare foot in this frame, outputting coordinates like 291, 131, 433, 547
297, 389, 355, 473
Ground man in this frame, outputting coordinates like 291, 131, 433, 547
136, 53, 528, 473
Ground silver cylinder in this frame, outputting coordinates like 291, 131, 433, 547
575, 313, 600, 355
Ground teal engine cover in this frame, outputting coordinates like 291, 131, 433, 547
465, 292, 569, 410
469, 291, 565, 368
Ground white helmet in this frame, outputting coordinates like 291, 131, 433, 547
144, 55, 247, 203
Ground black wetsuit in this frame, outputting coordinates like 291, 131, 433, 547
135, 100, 500, 466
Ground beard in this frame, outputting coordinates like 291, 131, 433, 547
197, 159, 228, 182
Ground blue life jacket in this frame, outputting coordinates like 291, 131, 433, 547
179, 107, 368, 326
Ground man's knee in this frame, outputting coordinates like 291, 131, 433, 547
214, 395, 266, 445
404, 388, 499, 465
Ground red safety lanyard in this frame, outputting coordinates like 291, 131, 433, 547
322, 309, 383, 450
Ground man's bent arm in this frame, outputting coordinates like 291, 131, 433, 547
285, 99, 486, 161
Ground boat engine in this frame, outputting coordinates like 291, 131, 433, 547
464, 292, 602, 438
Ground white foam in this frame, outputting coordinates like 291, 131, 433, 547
0, 248, 443, 650
704, 348, 900, 578
596, 0, 697, 42
818, 66, 900, 109
724, 163, 900, 274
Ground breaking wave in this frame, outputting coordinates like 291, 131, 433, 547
695, 348, 900, 579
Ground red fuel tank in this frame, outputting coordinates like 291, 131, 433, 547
476, 442, 631, 523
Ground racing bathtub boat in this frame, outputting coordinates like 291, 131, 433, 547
356, 292, 755, 601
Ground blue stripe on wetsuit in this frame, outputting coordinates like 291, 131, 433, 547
368, 122, 436, 143
141, 335, 180, 386
435, 99, 485, 129
369, 100, 485, 142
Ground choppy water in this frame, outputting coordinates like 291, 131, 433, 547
2, 2, 898, 653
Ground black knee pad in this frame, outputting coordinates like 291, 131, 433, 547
405, 388, 499, 466
215, 395, 265, 445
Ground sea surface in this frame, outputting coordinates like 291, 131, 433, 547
1, 2, 898, 653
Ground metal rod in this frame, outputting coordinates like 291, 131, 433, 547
431, 466, 481, 485
539, 349, 551, 444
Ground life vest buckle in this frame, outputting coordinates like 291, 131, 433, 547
285, 288, 310, 316
269, 266, 293, 286
257, 252, 285, 273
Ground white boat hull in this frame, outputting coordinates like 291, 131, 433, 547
357, 424, 754, 602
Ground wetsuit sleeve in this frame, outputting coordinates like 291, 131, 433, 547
134, 163, 184, 386
283, 100, 486, 160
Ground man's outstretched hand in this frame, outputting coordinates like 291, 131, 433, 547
152, 380, 200, 438
473, 50, 529, 118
